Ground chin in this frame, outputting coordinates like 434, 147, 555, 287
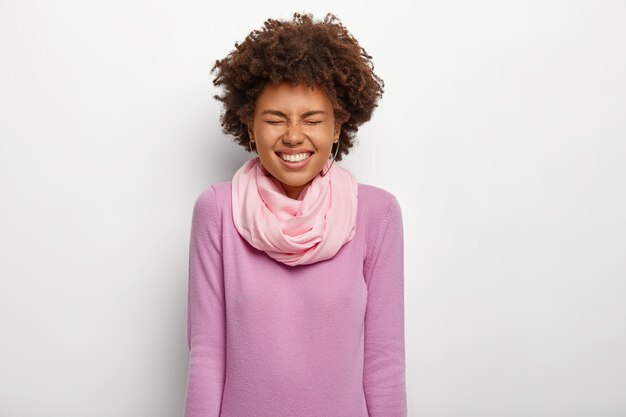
277, 174, 315, 187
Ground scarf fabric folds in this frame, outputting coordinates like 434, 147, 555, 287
231, 156, 358, 267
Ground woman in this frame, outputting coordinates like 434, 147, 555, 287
184, 12, 406, 417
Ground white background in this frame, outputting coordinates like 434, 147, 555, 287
1, 0, 625, 416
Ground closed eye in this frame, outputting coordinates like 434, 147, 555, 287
305, 121, 322, 125
265, 120, 284, 125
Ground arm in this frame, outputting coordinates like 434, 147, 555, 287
363, 195, 407, 416
183, 186, 226, 417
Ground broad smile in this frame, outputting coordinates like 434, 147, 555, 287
275, 151, 314, 169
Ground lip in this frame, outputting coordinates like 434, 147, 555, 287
275, 148, 314, 155
275, 151, 313, 170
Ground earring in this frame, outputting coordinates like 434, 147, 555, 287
249, 139, 266, 173
320, 139, 340, 176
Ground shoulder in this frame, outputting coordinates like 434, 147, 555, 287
358, 183, 403, 264
358, 183, 403, 282
194, 181, 231, 205
357, 182, 402, 220
192, 181, 231, 223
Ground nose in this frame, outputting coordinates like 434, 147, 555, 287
282, 123, 305, 145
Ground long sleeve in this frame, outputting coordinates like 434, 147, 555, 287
183, 186, 226, 417
363, 195, 407, 416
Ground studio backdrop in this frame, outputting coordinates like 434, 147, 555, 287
1, 0, 625, 416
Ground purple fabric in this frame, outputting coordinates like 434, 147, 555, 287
183, 181, 407, 417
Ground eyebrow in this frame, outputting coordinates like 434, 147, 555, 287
261, 110, 326, 118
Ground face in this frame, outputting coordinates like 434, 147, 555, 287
247, 81, 340, 199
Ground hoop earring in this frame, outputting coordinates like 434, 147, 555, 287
320, 141, 340, 177
249, 140, 266, 174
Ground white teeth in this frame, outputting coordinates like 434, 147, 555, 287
279, 153, 312, 162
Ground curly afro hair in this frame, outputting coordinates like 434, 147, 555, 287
211, 12, 384, 161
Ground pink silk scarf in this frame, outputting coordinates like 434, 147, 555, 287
231, 156, 358, 267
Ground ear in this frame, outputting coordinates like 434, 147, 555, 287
247, 124, 254, 140
334, 123, 341, 142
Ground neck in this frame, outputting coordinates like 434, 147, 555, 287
280, 181, 312, 200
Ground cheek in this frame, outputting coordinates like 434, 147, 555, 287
318, 128, 337, 146
251, 121, 264, 136
250, 126, 273, 148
